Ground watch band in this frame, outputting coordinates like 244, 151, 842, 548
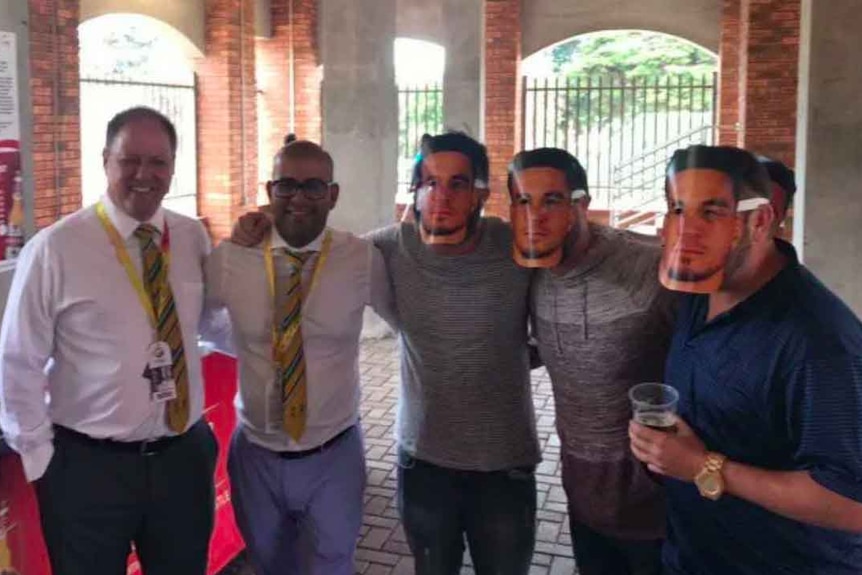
704, 452, 727, 473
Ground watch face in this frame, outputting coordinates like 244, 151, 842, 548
701, 474, 721, 494
696, 470, 724, 500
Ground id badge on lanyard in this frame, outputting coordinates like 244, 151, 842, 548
96, 201, 177, 403
144, 341, 177, 401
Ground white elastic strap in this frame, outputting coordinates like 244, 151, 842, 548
571, 189, 588, 200
474, 179, 488, 189
736, 197, 770, 212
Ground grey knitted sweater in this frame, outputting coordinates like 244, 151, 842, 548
532, 223, 677, 539
369, 219, 541, 471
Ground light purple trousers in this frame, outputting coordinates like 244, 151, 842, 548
227, 425, 366, 575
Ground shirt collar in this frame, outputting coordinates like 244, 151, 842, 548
269, 227, 326, 253
101, 194, 166, 240
691, 238, 800, 332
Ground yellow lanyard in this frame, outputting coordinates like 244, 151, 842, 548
95, 201, 170, 329
263, 230, 332, 352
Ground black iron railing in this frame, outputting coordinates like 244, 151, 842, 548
523, 73, 717, 209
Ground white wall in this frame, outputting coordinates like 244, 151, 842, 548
795, 0, 862, 315
522, 0, 721, 58
80, 0, 206, 57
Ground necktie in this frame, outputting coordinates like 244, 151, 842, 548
276, 249, 314, 441
135, 224, 189, 433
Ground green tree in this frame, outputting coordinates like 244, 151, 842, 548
551, 32, 715, 78
530, 31, 717, 140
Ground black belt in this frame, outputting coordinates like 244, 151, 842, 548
55, 422, 196, 456
276, 425, 354, 460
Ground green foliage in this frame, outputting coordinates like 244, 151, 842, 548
550, 31, 715, 79
532, 31, 717, 137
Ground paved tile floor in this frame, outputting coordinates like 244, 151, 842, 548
222, 336, 577, 575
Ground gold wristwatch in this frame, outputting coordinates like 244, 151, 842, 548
694, 452, 727, 501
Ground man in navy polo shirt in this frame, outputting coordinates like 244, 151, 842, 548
629, 145, 862, 574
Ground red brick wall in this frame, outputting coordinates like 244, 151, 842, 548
718, 0, 742, 146
197, 0, 260, 240
27, 0, 81, 229
740, 0, 799, 166
256, 2, 292, 183
483, 0, 521, 221
256, 0, 321, 186
292, 0, 321, 144
718, 0, 799, 165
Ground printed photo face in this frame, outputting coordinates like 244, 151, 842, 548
510, 167, 576, 268
415, 151, 479, 245
660, 168, 741, 293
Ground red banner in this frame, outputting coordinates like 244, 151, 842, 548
0, 140, 22, 262
0, 352, 245, 574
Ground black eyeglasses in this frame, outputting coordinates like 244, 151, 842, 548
271, 178, 334, 199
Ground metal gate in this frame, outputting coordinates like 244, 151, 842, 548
523, 73, 717, 212
80, 76, 198, 216
397, 83, 443, 203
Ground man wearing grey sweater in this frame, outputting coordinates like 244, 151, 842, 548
511, 148, 676, 575
369, 132, 539, 575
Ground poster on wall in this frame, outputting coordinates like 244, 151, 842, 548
0, 31, 23, 262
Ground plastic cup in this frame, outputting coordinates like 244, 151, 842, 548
629, 383, 679, 433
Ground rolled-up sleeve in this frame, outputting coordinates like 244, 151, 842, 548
0, 235, 57, 481
789, 354, 862, 502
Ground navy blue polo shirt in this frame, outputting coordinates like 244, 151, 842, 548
664, 240, 862, 575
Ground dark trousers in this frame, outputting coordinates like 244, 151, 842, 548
35, 420, 218, 575
569, 519, 662, 575
397, 450, 536, 575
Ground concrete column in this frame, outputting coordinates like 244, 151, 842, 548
320, 0, 398, 235
442, 0, 481, 138
795, 0, 862, 315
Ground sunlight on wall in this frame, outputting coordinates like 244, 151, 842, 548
78, 14, 197, 217
394, 37, 445, 87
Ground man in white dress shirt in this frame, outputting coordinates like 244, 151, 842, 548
206, 138, 396, 575
0, 107, 226, 575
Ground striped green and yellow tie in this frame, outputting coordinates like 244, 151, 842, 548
275, 250, 313, 441
135, 224, 189, 433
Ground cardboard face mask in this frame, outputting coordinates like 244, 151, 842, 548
659, 168, 769, 293
415, 151, 480, 245
510, 167, 582, 268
